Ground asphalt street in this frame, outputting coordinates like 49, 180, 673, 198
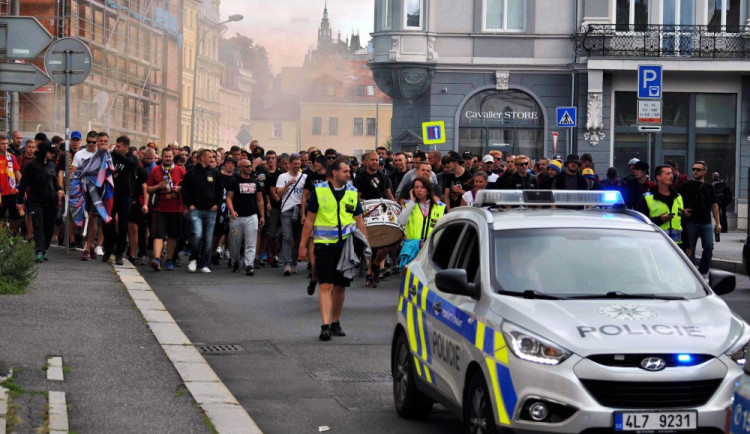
140, 251, 750, 434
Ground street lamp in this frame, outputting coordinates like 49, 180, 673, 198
189, 13, 243, 150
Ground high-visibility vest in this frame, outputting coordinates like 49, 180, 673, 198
643, 192, 684, 244
313, 182, 359, 244
404, 200, 446, 241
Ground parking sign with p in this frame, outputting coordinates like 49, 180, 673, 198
638, 65, 662, 99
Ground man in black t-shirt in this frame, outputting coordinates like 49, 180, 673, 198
354, 152, 394, 201
678, 160, 721, 277
226, 159, 265, 275
442, 151, 472, 211
262, 151, 283, 268
211, 155, 236, 266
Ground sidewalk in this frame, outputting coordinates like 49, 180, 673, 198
702, 230, 746, 274
0, 247, 209, 433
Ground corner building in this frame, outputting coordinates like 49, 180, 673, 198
369, 0, 750, 229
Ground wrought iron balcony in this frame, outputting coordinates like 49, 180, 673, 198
573, 24, 750, 58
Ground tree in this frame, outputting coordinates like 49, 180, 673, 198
225, 34, 273, 102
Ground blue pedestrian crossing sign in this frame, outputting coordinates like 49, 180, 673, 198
556, 107, 577, 128
422, 121, 446, 145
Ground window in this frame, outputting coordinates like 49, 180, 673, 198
430, 224, 466, 270
327, 84, 335, 96
404, 0, 423, 29
367, 85, 376, 96
709, 0, 741, 31
329, 117, 339, 135
455, 226, 480, 284
382, 0, 393, 30
484, 0, 525, 31
312, 117, 322, 135
354, 118, 363, 136
273, 122, 282, 138
366, 118, 377, 136
356, 85, 365, 96
616, 0, 649, 31
663, 0, 696, 25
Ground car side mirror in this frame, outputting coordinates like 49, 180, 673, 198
435, 269, 478, 299
709, 269, 735, 295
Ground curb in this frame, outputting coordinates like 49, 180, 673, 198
111, 261, 263, 434
711, 258, 746, 275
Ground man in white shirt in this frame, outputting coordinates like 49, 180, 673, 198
272, 153, 307, 275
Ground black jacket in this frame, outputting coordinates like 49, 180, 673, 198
553, 171, 588, 190
502, 171, 537, 190
17, 159, 61, 206
181, 164, 223, 210
111, 150, 139, 197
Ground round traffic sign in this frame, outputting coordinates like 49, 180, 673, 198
44, 37, 92, 86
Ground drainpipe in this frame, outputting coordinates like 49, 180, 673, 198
570, 0, 579, 155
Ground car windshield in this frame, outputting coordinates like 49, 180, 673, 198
492, 228, 707, 299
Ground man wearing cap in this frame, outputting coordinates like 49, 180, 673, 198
583, 168, 603, 190
623, 160, 655, 209
481, 155, 495, 178
540, 159, 562, 189
553, 154, 588, 190
0, 135, 22, 233
461, 151, 475, 174
622, 158, 640, 186
443, 151, 472, 211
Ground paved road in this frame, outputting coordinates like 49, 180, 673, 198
141, 261, 461, 433
141, 257, 750, 434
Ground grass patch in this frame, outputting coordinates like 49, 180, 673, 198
201, 410, 219, 434
0, 228, 36, 295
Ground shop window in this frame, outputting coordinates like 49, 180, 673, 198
708, 0, 742, 31
484, 0, 525, 31
404, 0, 423, 29
312, 117, 322, 135
696, 94, 736, 128
616, 0, 649, 31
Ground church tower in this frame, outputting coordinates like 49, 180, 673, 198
317, 1, 332, 49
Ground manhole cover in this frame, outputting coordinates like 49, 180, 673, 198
311, 370, 391, 383
197, 344, 245, 355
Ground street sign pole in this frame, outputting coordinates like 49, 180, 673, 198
63, 49, 71, 253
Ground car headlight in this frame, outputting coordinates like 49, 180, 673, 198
501, 322, 571, 366
726, 326, 750, 365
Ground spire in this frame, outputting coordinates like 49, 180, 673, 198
318, 0, 332, 48
323, 0, 328, 19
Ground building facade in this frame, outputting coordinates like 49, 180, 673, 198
180, 0, 201, 149
369, 0, 750, 228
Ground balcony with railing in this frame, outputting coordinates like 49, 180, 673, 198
573, 24, 750, 58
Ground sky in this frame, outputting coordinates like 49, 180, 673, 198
221, 0, 374, 73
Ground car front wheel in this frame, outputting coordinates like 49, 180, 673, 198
464, 370, 497, 434
392, 331, 433, 420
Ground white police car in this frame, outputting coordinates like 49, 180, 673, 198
391, 190, 746, 433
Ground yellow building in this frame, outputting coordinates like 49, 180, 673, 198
181, 0, 201, 149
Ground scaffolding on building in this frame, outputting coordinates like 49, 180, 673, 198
0, 0, 16, 133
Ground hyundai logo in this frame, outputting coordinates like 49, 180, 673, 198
640, 357, 667, 371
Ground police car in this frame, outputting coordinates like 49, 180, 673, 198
391, 190, 746, 433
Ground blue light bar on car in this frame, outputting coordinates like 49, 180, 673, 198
473, 190, 625, 207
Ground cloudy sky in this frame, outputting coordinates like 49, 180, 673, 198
221, 0, 374, 73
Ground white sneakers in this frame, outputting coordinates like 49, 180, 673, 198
188, 260, 197, 273
95, 246, 104, 256
200, 267, 211, 273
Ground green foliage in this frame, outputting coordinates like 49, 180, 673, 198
0, 228, 37, 294
225, 33, 273, 102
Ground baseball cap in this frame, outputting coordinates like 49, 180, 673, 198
582, 168, 596, 179
628, 158, 640, 166
482, 155, 494, 164
222, 155, 237, 165
462, 151, 473, 159
71, 131, 82, 140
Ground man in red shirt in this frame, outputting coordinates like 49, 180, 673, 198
146, 147, 186, 271
0, 135, 22, 233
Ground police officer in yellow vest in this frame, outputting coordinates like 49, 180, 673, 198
636, 164, 686, 249
299, 157, 368, 341
396, 176, 446, 267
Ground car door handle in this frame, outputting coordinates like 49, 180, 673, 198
432, 301, 442, 313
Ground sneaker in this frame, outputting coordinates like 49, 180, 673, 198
115, 255, 124, 266
34, 253, 44, 263
366, 274, 377, 288
165, 261, 175, 271
95, 245, 104, 257
150, 259, 161, 271
232, 261, 240, 273
245, 266, 255, 276
188, 260, 197, 273
319, 325, 332, 341
42, 254, 49, 262
330, 321, 346, 337
223, 249, 231, 260
127, 255, 136, 264
200, 266, 212, 274
283, 264, 292, 276
307, 280, 317, 296
101, 249, 112, 263
81, 250, 91, 261
216, 246, 224, 256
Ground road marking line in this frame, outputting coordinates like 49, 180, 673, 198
47, 357, 64, 381
48, 391, 68, 433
